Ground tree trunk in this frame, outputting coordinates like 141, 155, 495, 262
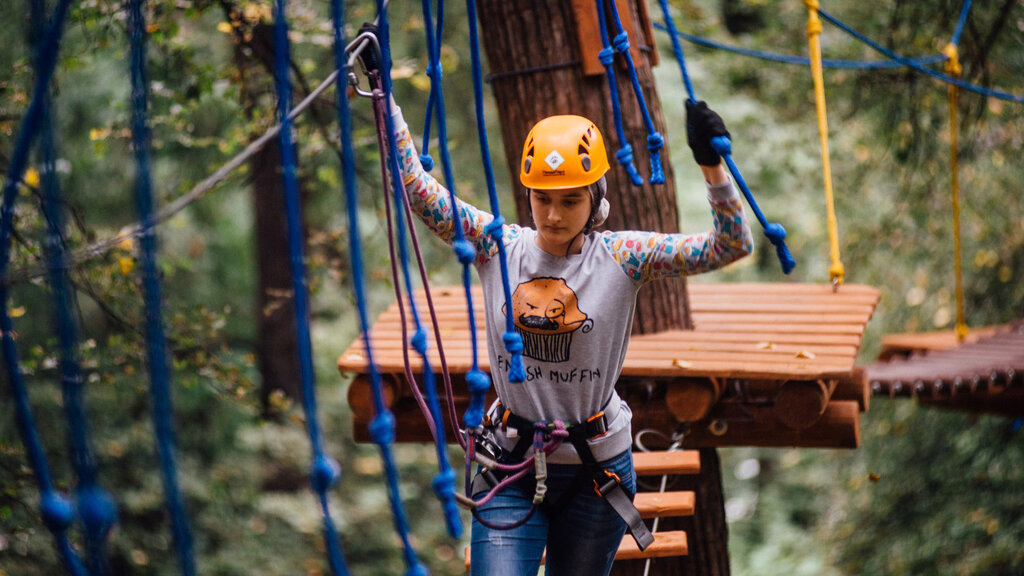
234, 22, 304, 412
475, 2, 728, 574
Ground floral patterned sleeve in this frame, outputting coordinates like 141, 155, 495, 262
601, 181, 754, 283
394, 120, 520, 264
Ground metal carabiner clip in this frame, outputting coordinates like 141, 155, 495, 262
344, 30, 382, 99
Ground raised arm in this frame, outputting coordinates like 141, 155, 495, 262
602, 177, 753, 283
391, 104, 516, 264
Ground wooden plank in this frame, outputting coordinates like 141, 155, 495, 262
634, 491, 696, 519
878, 324, 1009, 360
464, 531, 688, 571
633, 450, 700, 476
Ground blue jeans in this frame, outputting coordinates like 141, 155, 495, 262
470, 450, 636, 576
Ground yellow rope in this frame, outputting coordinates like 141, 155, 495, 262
803, 0, 844, 287
944, 42, 968, 342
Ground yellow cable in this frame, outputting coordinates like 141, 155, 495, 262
944, 43, 967, 342
803, 0, 844, 287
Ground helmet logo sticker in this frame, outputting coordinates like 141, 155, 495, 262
544, 150, 565, 171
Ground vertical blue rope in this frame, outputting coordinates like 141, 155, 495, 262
32, 5, 117, 574
417, 0, 444, 172
603, 0, 665, 184
127, 1, 197, 574
272, 2, 351, 574
2, 5, 88, 573
464, 0, 522, 395
654, 0, 794, 274
950, 0, 973, 47
377, 0, 463, 545
593, 0, 643, 185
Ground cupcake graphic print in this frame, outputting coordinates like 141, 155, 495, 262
508, 278, 593, 363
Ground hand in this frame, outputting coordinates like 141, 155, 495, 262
355, 22, 381, 74
686, 100, 730, 166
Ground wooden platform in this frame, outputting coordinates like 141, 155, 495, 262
338, 283, 880, 448
867, 322, 1024, 416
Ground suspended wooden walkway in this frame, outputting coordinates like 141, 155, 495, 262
866, 321, 1024, 416
338, 282, 880, 449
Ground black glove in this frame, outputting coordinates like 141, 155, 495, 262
355, 22, 381, 73
686, 99, 730, 166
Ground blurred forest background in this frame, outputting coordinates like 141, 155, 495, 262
1, 0, 1022, 574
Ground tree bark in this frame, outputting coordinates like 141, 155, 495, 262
476, 2, 728, 574
234, 22, 304, 412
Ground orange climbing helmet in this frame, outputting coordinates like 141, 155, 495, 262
520, 115, 610, 190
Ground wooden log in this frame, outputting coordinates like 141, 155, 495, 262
665, 378, 722, 422
773, 379, 838, 430
683, 401, 861, 448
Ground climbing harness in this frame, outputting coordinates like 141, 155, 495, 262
471, 402, 655, 550
654, 0, 796, 275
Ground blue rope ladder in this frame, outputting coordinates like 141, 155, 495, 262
593, 0, 643, 186
377, 0, 463, 547
2, 0, 108, 573
602, 0, 666, 184
655, 0, 795, 274
271, 1, 352, 574
464, 0, 525, 398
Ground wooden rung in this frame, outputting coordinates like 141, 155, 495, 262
464, 531, 688, 571
634, 491, 695, 518
633, 451, 700, 476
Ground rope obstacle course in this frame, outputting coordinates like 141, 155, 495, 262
3, 0, 1021, 573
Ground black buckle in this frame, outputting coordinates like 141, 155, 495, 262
585, 411, 608, 438
593, 470, 621, 497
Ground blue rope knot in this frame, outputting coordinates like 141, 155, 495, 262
612, 32, 630, 53
369, 411, 396, 446
77, 486, 117, 537
466, 369, 491, 394
615, 144, 635, 165
431, 468, 456, 497
410, 328, 428, 355
764, 222, 796, 274
453, 239, 476, 265
647, 132, 664, 151
503, 331, 524, 354
485, 216, 505, 242
598, 47, 615, 66
39, 492, 75, 532
426, 63, 442, 80
764, 222, 787, 244
419, 153, 434, 172
310, 455, 341, 493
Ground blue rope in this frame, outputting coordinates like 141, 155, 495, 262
127, 1, 196, 574
604, 0, 665, 184
417, 0, 445, 172
950, 0, 973, 47
593, 0, 643, 185
653, 22, 948, 69
2, 4, 89, 572
464, 0, 522, 394
655, 0, 794, 274
378, 0, 463, 545
272, 2, 351, 574
817, 8, 1024, 104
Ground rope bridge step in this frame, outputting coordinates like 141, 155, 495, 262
634, 491, 696, 519
463, 530, 689, 571
632, 450, 700, 476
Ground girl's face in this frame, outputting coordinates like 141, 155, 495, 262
530, 187, 592, 256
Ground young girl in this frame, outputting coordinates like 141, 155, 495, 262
389, 98, 752, 576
